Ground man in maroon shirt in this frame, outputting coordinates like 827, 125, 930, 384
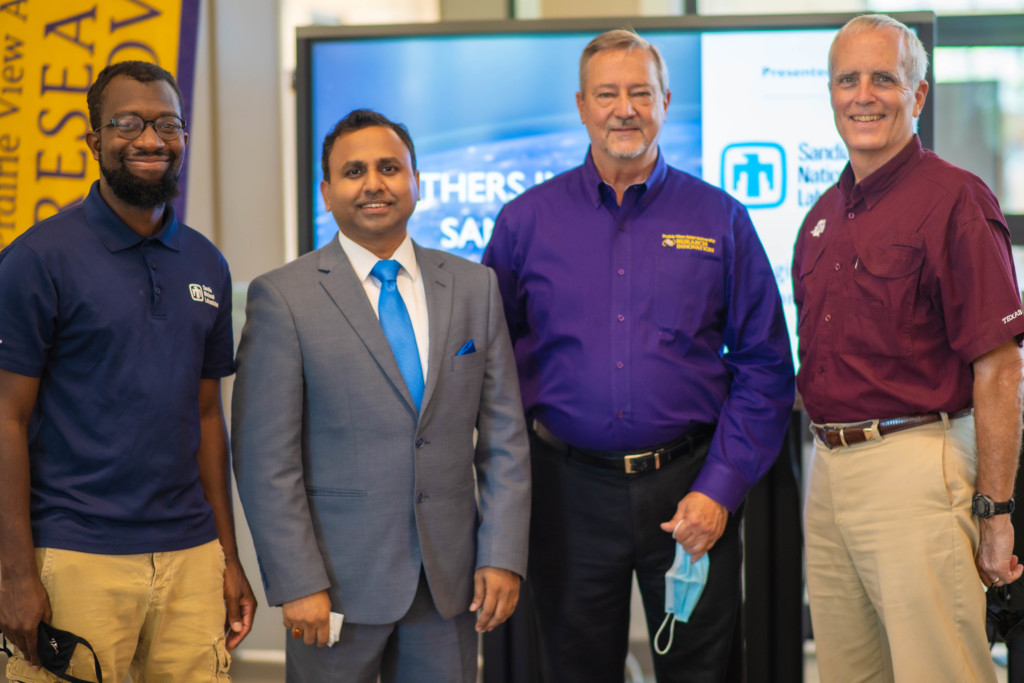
793, 14, 1024, 682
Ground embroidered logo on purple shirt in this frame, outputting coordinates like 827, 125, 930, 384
661, 234, 717, 254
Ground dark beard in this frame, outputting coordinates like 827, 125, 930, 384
99, 155, 180, 209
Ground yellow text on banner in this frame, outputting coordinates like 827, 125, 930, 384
0, 0, 186, 248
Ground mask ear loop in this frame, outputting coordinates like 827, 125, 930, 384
653, 613, 676, 655
654, 519, 687, 655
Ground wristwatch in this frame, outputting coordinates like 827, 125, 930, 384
972, 493, 1016, 518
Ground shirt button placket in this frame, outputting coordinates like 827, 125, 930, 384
611, 220, 631, 430
143, 241, 164, 317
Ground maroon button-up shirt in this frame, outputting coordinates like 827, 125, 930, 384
793, 136, 1024, 424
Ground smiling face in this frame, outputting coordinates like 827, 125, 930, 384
576, 47, 670, 171
85, 75, 188, 210
829, 26, 928, 182
320, 125, 420, 259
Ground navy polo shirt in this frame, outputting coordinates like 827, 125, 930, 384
0, 182, 233, 554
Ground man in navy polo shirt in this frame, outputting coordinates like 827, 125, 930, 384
795, 15, 1024, 682
482, 29, 794, 682
0, 61, 255, 682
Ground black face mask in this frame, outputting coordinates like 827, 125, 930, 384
0, 622, 103, 683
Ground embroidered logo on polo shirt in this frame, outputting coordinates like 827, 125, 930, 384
189, 283, 219, 308
661, 234, 716, 254
1003, 309, 1023, 324
811, 219, 826, 237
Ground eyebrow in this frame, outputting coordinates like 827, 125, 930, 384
834, 69, 900, 80
340, 157, 404, 170
113, 109, 182, 118
593, 82, 654, 90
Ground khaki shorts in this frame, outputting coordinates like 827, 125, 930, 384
6, 540, 229, 683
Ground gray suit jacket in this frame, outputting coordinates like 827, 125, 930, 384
232, 239, 530, 624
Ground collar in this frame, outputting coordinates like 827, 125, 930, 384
838, 136, 924, 211
336, 230, 420, 285
581, 148, 666, 210
81, 181, 181, 253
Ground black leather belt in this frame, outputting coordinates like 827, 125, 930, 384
810, 408, 973, 449
531, 420, 714, 474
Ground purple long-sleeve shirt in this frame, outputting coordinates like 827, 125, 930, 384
482, 151, 794, 511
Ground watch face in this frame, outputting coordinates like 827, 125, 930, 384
973, 495, 992, 518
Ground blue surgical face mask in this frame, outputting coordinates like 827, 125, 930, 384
653, 542, 710, 655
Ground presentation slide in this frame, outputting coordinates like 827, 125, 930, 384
702, 29, 846, 353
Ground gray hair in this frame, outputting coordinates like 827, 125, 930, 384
579, 28, 669, 97
829, 14, 929, 86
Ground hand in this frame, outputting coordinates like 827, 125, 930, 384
977, 515, 1023, 587
659, 491, 728, 561
282, 590, 331, 647
470, 567, 520, 632
0, 572, 51, 669
222, 558, 257, 651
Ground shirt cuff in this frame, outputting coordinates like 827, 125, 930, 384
690, 457, 750, 513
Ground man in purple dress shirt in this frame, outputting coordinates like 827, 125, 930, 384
482, 29, 794, 682
794, 15, 1024, 682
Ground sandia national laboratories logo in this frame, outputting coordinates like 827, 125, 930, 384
720, 143, 786, 209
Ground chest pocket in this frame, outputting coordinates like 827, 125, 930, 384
840, 233, 925, 357
653, 245, 724, 351
794, 237, 826, 332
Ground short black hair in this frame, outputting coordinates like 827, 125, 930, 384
321, 109, 417, 182
87, 61, 183, 130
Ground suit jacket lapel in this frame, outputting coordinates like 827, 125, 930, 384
416, 243, 453, 414
317, 239, 417, 413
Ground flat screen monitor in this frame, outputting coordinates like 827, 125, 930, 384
295, 13, 936, 352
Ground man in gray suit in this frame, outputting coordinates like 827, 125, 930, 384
232, 109, 531, 683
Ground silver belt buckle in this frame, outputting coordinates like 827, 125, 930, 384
811, 420, 880, 449
624, 450, 659, 474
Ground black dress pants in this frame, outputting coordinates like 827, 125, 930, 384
527, 432, 743, 683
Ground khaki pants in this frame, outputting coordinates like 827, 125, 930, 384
804, 416, 995, 683
6, 540, 229, 683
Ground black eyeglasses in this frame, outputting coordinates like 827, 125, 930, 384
96, 114, 187, 141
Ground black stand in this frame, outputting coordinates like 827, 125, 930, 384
742, 412, 805, 683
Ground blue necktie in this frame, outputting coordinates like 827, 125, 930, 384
371, 260, 424, 410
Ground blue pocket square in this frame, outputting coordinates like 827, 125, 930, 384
456, 340, 476, 356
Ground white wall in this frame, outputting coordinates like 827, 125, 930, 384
188, 0, 287, 657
